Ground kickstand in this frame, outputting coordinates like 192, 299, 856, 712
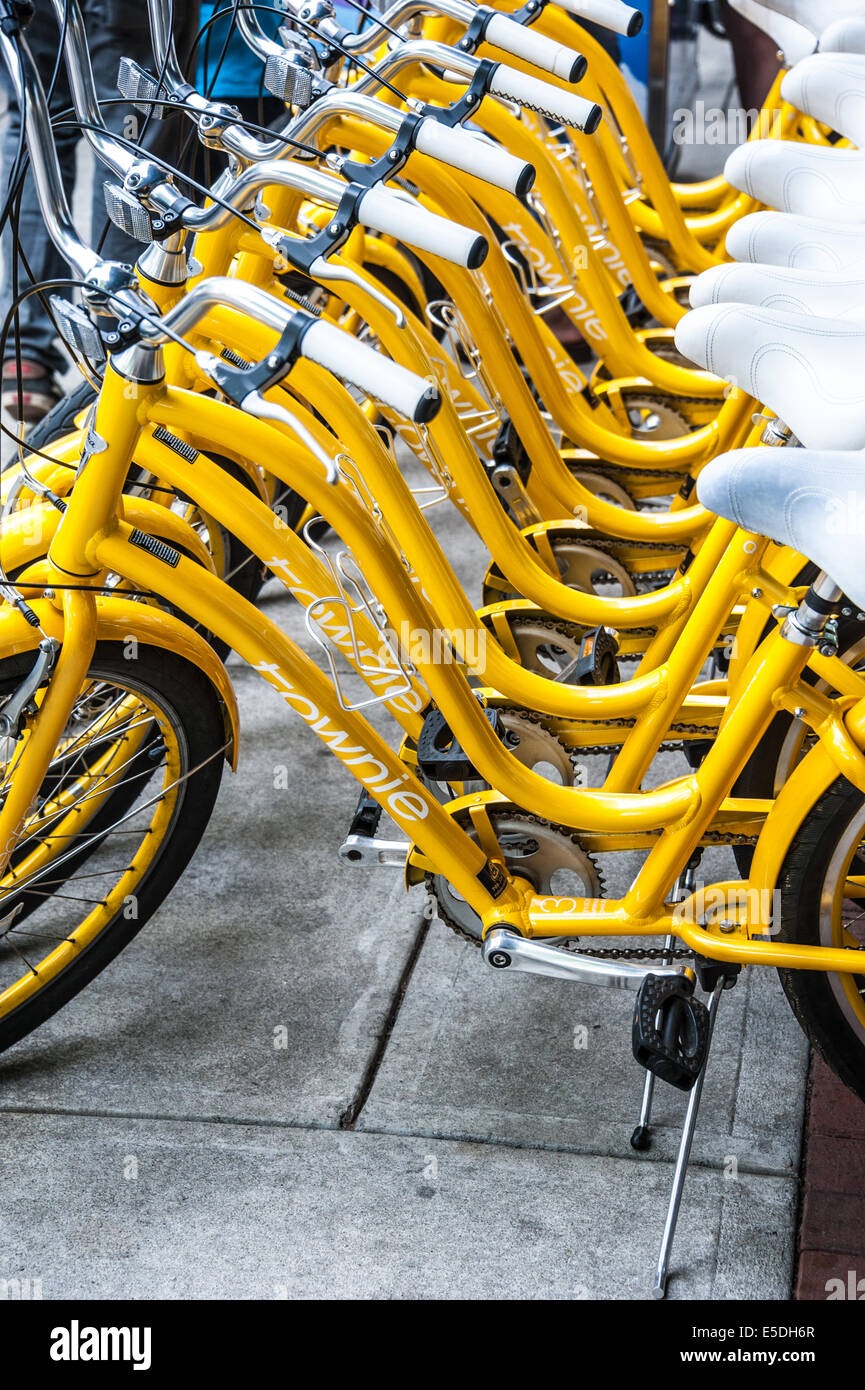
652, 975, 726, 1300
631, 1068, 656, 1153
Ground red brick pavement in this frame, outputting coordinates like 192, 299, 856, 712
795, 1058, 865, 1300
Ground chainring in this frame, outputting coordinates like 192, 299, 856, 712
571, 469, 637, 511
428, 810, 696, 958
420, 708, 579, 804
428, 810, 603, 945
501, 614, 594, 681
624, 395, 692, 441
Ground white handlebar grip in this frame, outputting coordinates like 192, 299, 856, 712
413, 117, 535, 196
555, 0, 643, 38
301, 319, 441, 424
357, 185, 488, 269
481, 13, 587, 82
488, 63, 603, 132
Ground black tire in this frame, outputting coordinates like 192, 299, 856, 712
0, 641, 226, 1052
776, 776, 865, 1103
362, 256, 427, 321
22, 375, 96, 446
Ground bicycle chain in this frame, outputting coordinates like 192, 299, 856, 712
544, 533, 683, 562
496, 699, 716, 760
510, 614, 657, 651
634, 570, 678, 591
565, 457, 687, 485
565, 944, 692, 959
547, 535, 681, 592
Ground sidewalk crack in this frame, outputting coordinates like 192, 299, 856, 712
338, 908, 430, 1131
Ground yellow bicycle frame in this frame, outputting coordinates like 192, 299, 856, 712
5, 361, 865, 982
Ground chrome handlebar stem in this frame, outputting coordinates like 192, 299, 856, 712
349, 35, 489, 95
280, 0, 480, 55
182, 158, 367, 233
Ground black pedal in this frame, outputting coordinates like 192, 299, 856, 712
570, 626, 620, 685
347, 788, 382, 840
417, 707, 499, 782
632, 974, 710, 1092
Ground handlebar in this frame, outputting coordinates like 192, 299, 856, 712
355, 185, 487, 268
480, 11, 587, 82
302, 319, 439, 422
412, 117, 534, 196
179, 159, 487, 270
287, 87, 536, 195
297, 0, 640, 54
556, 0, 644, 38
488, 62, 602, 132
352, 37, 602, 134
281, 0, 593, 84
151, 278, 441, 423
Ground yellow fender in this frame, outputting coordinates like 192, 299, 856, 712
0, 596, 239, 768
0, 496, 216, 579
747, 742, 847, 934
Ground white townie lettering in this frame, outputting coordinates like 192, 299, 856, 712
50, 1321, 152, 1371
253, 662, 430, 824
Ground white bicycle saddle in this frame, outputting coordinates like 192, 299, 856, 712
697, 446, 865, 610
821, 17, 865, 52
729, 0, 865, 63
689, 263, 865, 320
725, 142, 865, 221
780, 52, 865, 145
725, 211, 865, 269
675, 304, 865, 449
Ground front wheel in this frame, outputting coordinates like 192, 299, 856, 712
777, 776, 865, 1102
0, 641, 226, 1052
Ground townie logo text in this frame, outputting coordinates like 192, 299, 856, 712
50, 1321, 152, 1371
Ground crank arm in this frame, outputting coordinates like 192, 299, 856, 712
490, 464, 543, 529
483, 929, 691, 990
339, 834, 410, 866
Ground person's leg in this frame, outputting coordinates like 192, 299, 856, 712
0, 6, 79, 417
84, 0, 201, 264
719, 0, 780, 113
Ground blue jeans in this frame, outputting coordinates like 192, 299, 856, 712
0, 0, 200, 377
